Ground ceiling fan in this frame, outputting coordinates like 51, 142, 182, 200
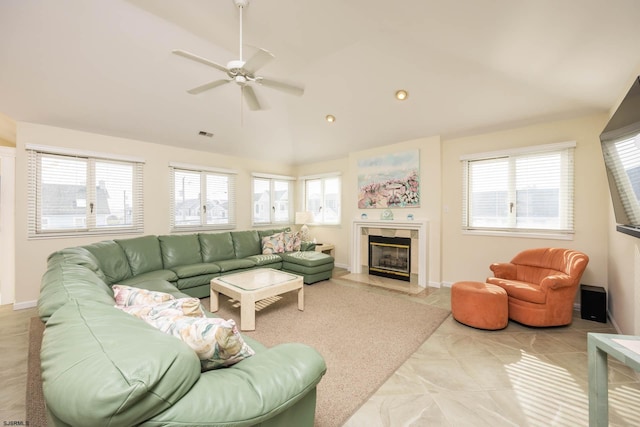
172, 0, 304, 111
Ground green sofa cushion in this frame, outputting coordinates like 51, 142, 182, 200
159, 234, 203, 269
41, 300, 201, 427
176, 274, 219, 290
231, 230, 261, 259
199, 232, 235, 262
83, 240, 132, 284
245, 254, 283, 267
119, 269, 179, 286
279, 251, 334, 267
116, 235, 164, 276
171, 263, 221, 278
214, 258, 256, 272
126, 278, 193, 299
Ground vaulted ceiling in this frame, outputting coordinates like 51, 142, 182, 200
1, 0, 640, 164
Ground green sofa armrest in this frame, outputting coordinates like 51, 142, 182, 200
141, 343, 327, 426
41, 300, 201, 427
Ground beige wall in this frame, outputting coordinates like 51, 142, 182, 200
14, 115, 635, 335
441, 114, 610, 289
14, 122, 295, 304
348, 136, 442, 285
0, 112, 17, 147
293, 157, 350, 269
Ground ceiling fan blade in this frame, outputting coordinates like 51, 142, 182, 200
186, 79, 231, 95
242, 48, 275, 74
242, 86, 263, 111
256, 77, 304, 96
172, 49, 228, 74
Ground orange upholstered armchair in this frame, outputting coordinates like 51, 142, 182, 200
487, 248, 589, 327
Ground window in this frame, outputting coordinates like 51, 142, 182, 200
303, 174, 341, 224
27, 146, 144, 237
170, 163, 236, 231
601, 130, 640, 225
461, 142, 575, 235
252, 174, 294, 225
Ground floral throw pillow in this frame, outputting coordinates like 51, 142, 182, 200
284, 231, 302, 252
150, 315, 255, 371
262, 232, 286, 254
112, 284, 175, 307
117, 297, 205, 319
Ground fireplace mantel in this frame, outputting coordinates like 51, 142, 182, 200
351, 219, 429, 287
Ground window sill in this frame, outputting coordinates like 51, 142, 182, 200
28, 228, 143, 240
462, 229, 574, 240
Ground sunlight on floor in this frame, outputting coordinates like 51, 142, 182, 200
505, 351, 588, 427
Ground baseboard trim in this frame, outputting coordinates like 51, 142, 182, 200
13, 300, 37, 310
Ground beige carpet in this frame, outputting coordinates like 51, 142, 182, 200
27, 279, 450, 427
206, 278, 450, 427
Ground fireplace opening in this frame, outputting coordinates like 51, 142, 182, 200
368, 235, 411, 282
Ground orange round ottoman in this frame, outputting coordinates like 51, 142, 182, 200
451, 281, 508, 330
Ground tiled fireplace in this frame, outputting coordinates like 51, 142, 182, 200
351, 219, 429, 287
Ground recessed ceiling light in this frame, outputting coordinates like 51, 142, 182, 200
325, 114, 336, 123
395, 90, 408, 100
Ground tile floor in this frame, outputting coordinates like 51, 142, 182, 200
1, 275, 639, 426
341, 277, 640, 427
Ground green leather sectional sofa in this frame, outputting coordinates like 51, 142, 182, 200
37, 229, 332, 426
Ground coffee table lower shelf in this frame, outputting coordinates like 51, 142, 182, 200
210, 268, 304, 331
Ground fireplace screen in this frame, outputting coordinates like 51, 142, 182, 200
368, 235, 411, 281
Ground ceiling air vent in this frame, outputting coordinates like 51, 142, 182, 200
198, 131, 214, 137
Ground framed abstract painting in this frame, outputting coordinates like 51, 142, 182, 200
357, 149, 420, 209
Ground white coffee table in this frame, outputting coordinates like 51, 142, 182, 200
210, 268, 304, 331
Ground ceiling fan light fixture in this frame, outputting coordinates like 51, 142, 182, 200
325, 114, 336, 123
395, 89, 408, 100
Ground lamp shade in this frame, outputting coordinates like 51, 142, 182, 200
295, 211, 314, 225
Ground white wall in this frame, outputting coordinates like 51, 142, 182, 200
14, 122, 295, 305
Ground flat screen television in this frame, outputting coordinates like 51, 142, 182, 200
600, 75, 640, 238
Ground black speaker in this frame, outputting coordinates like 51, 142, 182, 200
580, 285, 607, 323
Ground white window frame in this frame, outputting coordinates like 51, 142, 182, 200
461, 141, 575, 239
251, 173, 294, 226
301, 173, 342, 225
170, 162, 237, 232
27, 144, 144, 238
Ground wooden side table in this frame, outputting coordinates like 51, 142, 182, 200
314, 243, 334, 257
587, 333, 640, 426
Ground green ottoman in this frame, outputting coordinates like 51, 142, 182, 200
280, 251, 334, 284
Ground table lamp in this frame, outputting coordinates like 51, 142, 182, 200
295, 211, 314, 242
